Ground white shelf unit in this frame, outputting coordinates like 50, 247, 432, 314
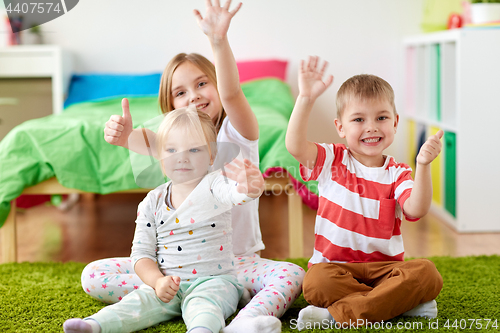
403, 29, 500, 232
0, 45, 72, 139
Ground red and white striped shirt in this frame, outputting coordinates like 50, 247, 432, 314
300, 143, 418, 265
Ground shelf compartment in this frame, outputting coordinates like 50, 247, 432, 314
444, 131, 456, 217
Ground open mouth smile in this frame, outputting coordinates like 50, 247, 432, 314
196, 103, 209, 111
362, 137, 382, 143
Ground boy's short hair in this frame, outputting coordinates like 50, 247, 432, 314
336, 74, 396, 119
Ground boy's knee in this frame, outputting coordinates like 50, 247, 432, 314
412, 259, 443, 298
303, 263, 348, 306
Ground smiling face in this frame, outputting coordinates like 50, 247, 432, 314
335, 97, 399, 167
160, 125, 212, 186
170, 61, 223, 122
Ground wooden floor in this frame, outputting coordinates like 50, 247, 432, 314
2, 192, 500, 263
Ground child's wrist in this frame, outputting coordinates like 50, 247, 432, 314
296, 95, 317, 110
208, 34, 228, 46
297, 94, 315, 104
416, 161, 431, 168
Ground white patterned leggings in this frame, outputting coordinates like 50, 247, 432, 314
81, 254, 305, 320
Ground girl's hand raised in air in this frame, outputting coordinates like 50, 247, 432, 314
222, 159, 264, 199
104, 98, 133, 148
193, 0, 242, 41
298, 56, 334, 101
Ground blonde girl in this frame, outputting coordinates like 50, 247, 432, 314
86, 2, 305, 333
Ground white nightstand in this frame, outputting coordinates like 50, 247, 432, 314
0, 45, 72, 139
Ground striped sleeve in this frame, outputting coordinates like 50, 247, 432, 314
300, 143, 335, 182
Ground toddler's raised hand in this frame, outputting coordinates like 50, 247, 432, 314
154, 275, 181, 303
298, 56, 334, 101
417, 130, 443, 165
193, 0, 242, 41
104, 98, 133, 148
222, 159, 264, 198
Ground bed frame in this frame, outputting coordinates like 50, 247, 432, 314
1, 175, 304, 263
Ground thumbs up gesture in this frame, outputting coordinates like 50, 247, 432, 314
104, 98, 134, 148
417, 130, 444, 165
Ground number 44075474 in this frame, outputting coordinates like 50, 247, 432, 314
444, 319, 498, 330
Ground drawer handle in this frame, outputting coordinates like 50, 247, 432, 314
0, 98, 19, 105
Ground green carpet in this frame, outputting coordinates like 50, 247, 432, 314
1, 256, 499, 332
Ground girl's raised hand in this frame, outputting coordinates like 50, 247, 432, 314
222, 159, 264, 198
298, 56, 334, 101
104, 98, 133, 148
193, 0, 242, 41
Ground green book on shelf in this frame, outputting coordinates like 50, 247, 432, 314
436, 44, 441, 121
444, 131, 456, 217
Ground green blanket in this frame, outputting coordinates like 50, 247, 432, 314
0, 78, 318, 228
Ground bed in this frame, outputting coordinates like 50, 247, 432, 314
0, 60, 319, 263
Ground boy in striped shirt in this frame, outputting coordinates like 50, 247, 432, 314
285, 56, 443, 328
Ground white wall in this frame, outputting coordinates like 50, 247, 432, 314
7, 0, 425, 160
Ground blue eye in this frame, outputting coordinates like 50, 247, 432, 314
198, 82, 207, 88
378, 116, 388, 121
166, 148, 176, 153
353, 118, 363, 122
189, 148, 199, 153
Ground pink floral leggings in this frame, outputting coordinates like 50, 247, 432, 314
81, 254, 305, 319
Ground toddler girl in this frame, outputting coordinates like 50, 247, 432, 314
65, 108, 265, 333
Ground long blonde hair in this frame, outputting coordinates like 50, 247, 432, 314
158, 53, 226, 133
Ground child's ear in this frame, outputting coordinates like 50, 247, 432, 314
394, 113, 400, 133
334, 118, 345, 138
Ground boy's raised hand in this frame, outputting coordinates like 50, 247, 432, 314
298, 56, 334, 101
193, 0, 242, 40
222, 159, 264, 198
417, 130, 444, 165
104, 98, 133, 148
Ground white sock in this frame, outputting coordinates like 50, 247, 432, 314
63, 318, 101, 333
403, 299, 438, 319
221, 315, 281, 333
297, 305, 334, 331
188, 327, 212, 333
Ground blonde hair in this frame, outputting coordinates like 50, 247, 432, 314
156, 108, 218, 173
158, 53, 226, 132
336, 74, 396, 119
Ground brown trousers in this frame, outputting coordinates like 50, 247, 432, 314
303, 259, 443, 325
